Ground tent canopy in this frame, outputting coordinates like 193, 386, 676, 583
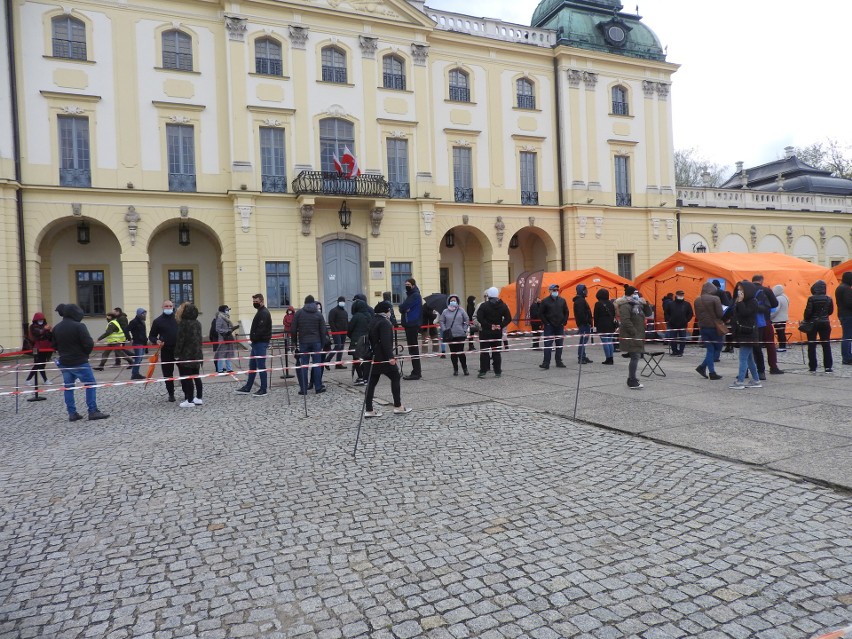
634, 252, 839, 340
500, 267, 632, 331
832, 259, 852, 279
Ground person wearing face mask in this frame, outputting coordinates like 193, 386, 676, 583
280, 305, 296, 379
476, 287, 512, 378
539, 284, 569, 370
235, 293, 272, 397
398, 277, 423, 380
573, 284, 594, 364
729, 280, 762, 389
363, 301, 411, 417
439, 294, 470, 376
149, 300, 179, 401
214, 305, 236, 374
128, 308, 148, 380
325, 296, 349, 370
26, 312, 53, 385
593, 289, 617, 365
665, 290, 694, 357
616, 286, 652, 389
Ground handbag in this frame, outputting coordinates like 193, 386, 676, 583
442, 308, 460, 342
798, 319, 814, 333
714, 319, 728, 336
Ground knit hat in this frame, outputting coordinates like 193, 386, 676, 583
624, 285, 637, 296
337, 295, 346, 302
136, 307, 147, 316
485, 287, 499, 298
374, 301, 392, 314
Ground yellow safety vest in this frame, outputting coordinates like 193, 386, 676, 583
105, 319, 126, 344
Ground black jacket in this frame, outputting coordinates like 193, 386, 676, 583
174, 305, 203, 370
836, 272, 852, 319
541, 295, 569, 328
528, 301, 542, 326
347, 299, 372, 343
250, 305, 272, 343
328, 305, 349, 334
593, 299, 617, 334
115, 312, 130, 340
732, 282, 759, 345
665, 299, 694, 329
476, 298, 511, 336
128, 316, 147, 345
149, 312, 178, 347
290, 302, 327, 346
51, 304, 94, 367
804, 281, 834, 326
367, 313, 395, 368
572, 295, 592, 327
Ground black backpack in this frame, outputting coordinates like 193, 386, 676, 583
209, 317, 218, 342
354, 333, 373, 362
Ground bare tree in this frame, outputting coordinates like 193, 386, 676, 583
674, 148, 730, 187
790, 139, 852, 180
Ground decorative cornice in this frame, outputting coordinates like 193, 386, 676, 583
40, 90, 102, 103
642, 80, 656, 98
359, 35, 378, 59
224, 15, 247, 42
582, 72, 598, 90
411, 43, 429, 67
288, 25, 309, 50
655, 82, 670, 100
567, 69, 582, 88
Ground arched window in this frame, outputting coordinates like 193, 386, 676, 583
52, 15, 86, 60
162, 29, 193, 71
321, 46, 347, 83
255, 37, 282, 76
612, 85, 629, 115
319, 118, 355, 173
449, 69, 470, 102
516, 78, 535, 109
382, 54, 406, 90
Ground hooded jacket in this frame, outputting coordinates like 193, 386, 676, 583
439, 294, 470, 338
693, 282, 723, 329
174, 304, 203, 369
28, 312, 53, 352
51, 304, 94, 366
347, 299, 372, 344
572, 285, 592, 326
615, 294, 651, 354
771, 285, 789, 322
291, 301, 328, 346
804, 280, 834, 325
282, 306, 296, 334
128, 313, 148, 345
732, 281, 759, 345
398, 284, 422, 328
836, 272, 852, 319
592, 289, 616, 334
367, 312, 395, 368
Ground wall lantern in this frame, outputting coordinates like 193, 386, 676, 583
509, 234, 520, 249
692, 241, 707, 253
76, 221, 90, 245
444, 229, 455, 248
178, 223, 191, 246
338, 200, 352, 230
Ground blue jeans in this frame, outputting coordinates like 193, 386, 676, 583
577, 325, 591, 361
243, 342, 269, 392
59, 362, 99, 416
325, 333, 346, 363
600, 333, 615, 359
841, 316, 852, 363
297, 341, 324, 393
542, 325, 564, 365
737, 346, 758, 383
670, 328, 687, 355
130, 345, 146, 377
699, 328, 722, 373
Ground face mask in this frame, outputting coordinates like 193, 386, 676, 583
37, 320, 45, 325
253, 302, 261, 309
449, 301, 458, 309
550, 292, 559, 298
676, 296, 684, 301
338, 302, 345, 308
163, 308, 173, 315
405, 286, 412, 292
632, 293, 640, 300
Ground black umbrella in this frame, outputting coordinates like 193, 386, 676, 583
424, 293, 449, 314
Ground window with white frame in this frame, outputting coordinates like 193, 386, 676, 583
453, 147, 473, 202
162, 30, 192, 71
255, 38, 283, 76
520, 151, 538, 205
166, 124, 196, 192
321, 46, 347, 83
387, 138, 409, 199
449, 69, 470, 102
58, 115, 91, 187
260, 127, 286, 193
516, 78, 535, 109
52, 15, 86, 60
612, 85, 629, 115
319, 118, 354, 173
382, 55, 406, 90
615, 155, 631, 206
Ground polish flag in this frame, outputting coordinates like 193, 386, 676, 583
333, 153, 345, 176
341, 146, 361, 179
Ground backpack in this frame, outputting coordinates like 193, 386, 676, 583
209, 317, 218, 342
354, 333, 373, 362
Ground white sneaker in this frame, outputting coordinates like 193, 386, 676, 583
192, 398, 203, 405
364, 410, 383, 418
729, 381, 746, 390
179, 400, 195, 408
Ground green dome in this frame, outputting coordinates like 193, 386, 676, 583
531, 0, 665, 61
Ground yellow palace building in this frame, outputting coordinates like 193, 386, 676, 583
0, 0, 849, 348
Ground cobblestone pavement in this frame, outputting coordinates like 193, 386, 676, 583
1, 369, 851, 639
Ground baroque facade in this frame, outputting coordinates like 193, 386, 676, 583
0, 0, 848, 349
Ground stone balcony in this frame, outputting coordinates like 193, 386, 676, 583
426, 8, 556, 48
677, 187, 852, 214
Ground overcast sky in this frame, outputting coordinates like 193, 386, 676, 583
424, 0, 851, 173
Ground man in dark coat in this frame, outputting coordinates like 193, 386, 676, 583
348, 298, 372, 385
128, 308, 148, 380
476, 287, 512, 378
665, 290, 694, 357
363, 301, 411, 417
539, 284, 568, 370
529, 297, 543, 350
573, 284, 594, 363
835, 271, 852, 365
52, 303, 109, 421
290, 295, 328, 395
398, 277, 423, 380
326, 295, 349, 369
149, 299, 178, 402
235, 293, 272, 397
751, 274, 783, 378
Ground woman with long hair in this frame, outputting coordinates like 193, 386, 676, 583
174, 302, 204, 407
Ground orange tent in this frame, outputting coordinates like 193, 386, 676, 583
832, 259, 852, 279
500, 267, 632, 331
634, 252, 839, 342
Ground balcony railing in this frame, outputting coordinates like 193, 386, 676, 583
321, 66, 347, 84
388, 182, 410, 199
616, 192, 632, 207
255, 58, 283, 76
52, 38, 86, 60
449, 86, 470, 102
454, 187, 474, 203
612, 101, 629, 116
291, 171, 389, 197
169, 173, 197, 192
383, 73, 406, 90
60, 168, 91, 188
262, 175, 287, 193
521, 190, 539, 205
517, 94, 536, 110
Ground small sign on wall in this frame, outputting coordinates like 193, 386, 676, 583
370, 268, 385, 280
